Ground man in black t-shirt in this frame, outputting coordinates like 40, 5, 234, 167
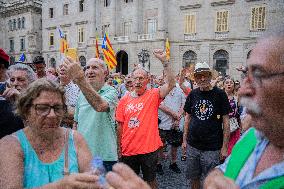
182, 62, 230, 189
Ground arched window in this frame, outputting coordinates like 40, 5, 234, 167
79, 56, 86, 67
182, 50, 197, 68
213, 50, 229, 76
22, 17, 25, 29
18, 18, 21, 29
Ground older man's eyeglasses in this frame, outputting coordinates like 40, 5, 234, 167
32, 104, 66, 117
133, 77, 146, 81
247, 67, 284, 86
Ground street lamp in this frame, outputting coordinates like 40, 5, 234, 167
137, 49, 150, 70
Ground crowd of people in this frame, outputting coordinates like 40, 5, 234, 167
0, 26, 283, 189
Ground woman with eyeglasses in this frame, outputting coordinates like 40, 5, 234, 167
0, 79, 101, 189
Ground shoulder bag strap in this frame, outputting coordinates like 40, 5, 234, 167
224, 128, 257, 180
63, 128, 70, 176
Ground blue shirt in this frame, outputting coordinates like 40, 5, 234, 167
218, 128, 284, 189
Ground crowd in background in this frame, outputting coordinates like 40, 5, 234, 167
1, 27, 283, 189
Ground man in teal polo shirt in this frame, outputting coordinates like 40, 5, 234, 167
62, 57, 118, 171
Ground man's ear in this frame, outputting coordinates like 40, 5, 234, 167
104, 69, 109, 78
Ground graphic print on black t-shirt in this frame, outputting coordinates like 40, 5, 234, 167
194, 99, 214, 121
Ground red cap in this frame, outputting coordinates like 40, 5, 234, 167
0, 48, 9, 62
0, 49, 10, 68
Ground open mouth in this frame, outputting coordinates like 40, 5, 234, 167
87, 75, 96, 79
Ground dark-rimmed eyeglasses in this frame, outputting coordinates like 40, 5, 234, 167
32, 104, 67, 117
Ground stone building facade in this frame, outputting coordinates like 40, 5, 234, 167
0, 0, 42, 64
1, 0, 284, 79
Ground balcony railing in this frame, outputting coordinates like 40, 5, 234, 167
215, 32, 228, 39
137, 32, 166, 41
249, 30, 265, 38
114, 36, 129, 43
137, 33, 154, 41
184, 33, 197, 41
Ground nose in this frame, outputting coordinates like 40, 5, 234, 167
46, 108, 57, 117
238, 77, 256, 97
200, 75, 206, 81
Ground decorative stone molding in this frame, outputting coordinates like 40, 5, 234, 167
46, 26, 57, 30
211, 0, 235, 7
75, 21, 88, 25
0, 0, 42, 17
60, 24, 72, 28
180, 4, 202, 10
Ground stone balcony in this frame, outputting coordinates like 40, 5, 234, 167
184, 33, 197, 41
114, 36, 129, 43
249, 30, 265, 38
215, 32, 229, 39
137, 31, 166, 41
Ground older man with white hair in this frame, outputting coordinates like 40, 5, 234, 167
62, 57, 118, 172
1, 63, 37, 138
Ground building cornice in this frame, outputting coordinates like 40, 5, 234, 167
0, 0, 42, 18
180, 4, 202, 10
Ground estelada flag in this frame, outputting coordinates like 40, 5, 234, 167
58, 28, 68, 53
102, 33, 117, 70
166, 38, 170, 61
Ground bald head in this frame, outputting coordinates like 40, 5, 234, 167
133, 68, 148, 78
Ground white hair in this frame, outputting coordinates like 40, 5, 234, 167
8, 63, 36, 83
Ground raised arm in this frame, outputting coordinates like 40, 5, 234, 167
153, 49, 175, 99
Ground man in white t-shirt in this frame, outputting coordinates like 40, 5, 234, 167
157, 85, 186, 174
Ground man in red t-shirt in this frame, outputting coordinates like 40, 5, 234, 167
116, 49, 175, 189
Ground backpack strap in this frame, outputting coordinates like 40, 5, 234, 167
224, 128, 257, 180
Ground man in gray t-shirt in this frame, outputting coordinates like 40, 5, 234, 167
157, 86, 186, 174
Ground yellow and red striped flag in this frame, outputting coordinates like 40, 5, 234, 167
102, 33, 117, 70
95, 37, 100, 58
166, 38, 170, 61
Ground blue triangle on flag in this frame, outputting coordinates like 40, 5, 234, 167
18, 53, 26, 62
